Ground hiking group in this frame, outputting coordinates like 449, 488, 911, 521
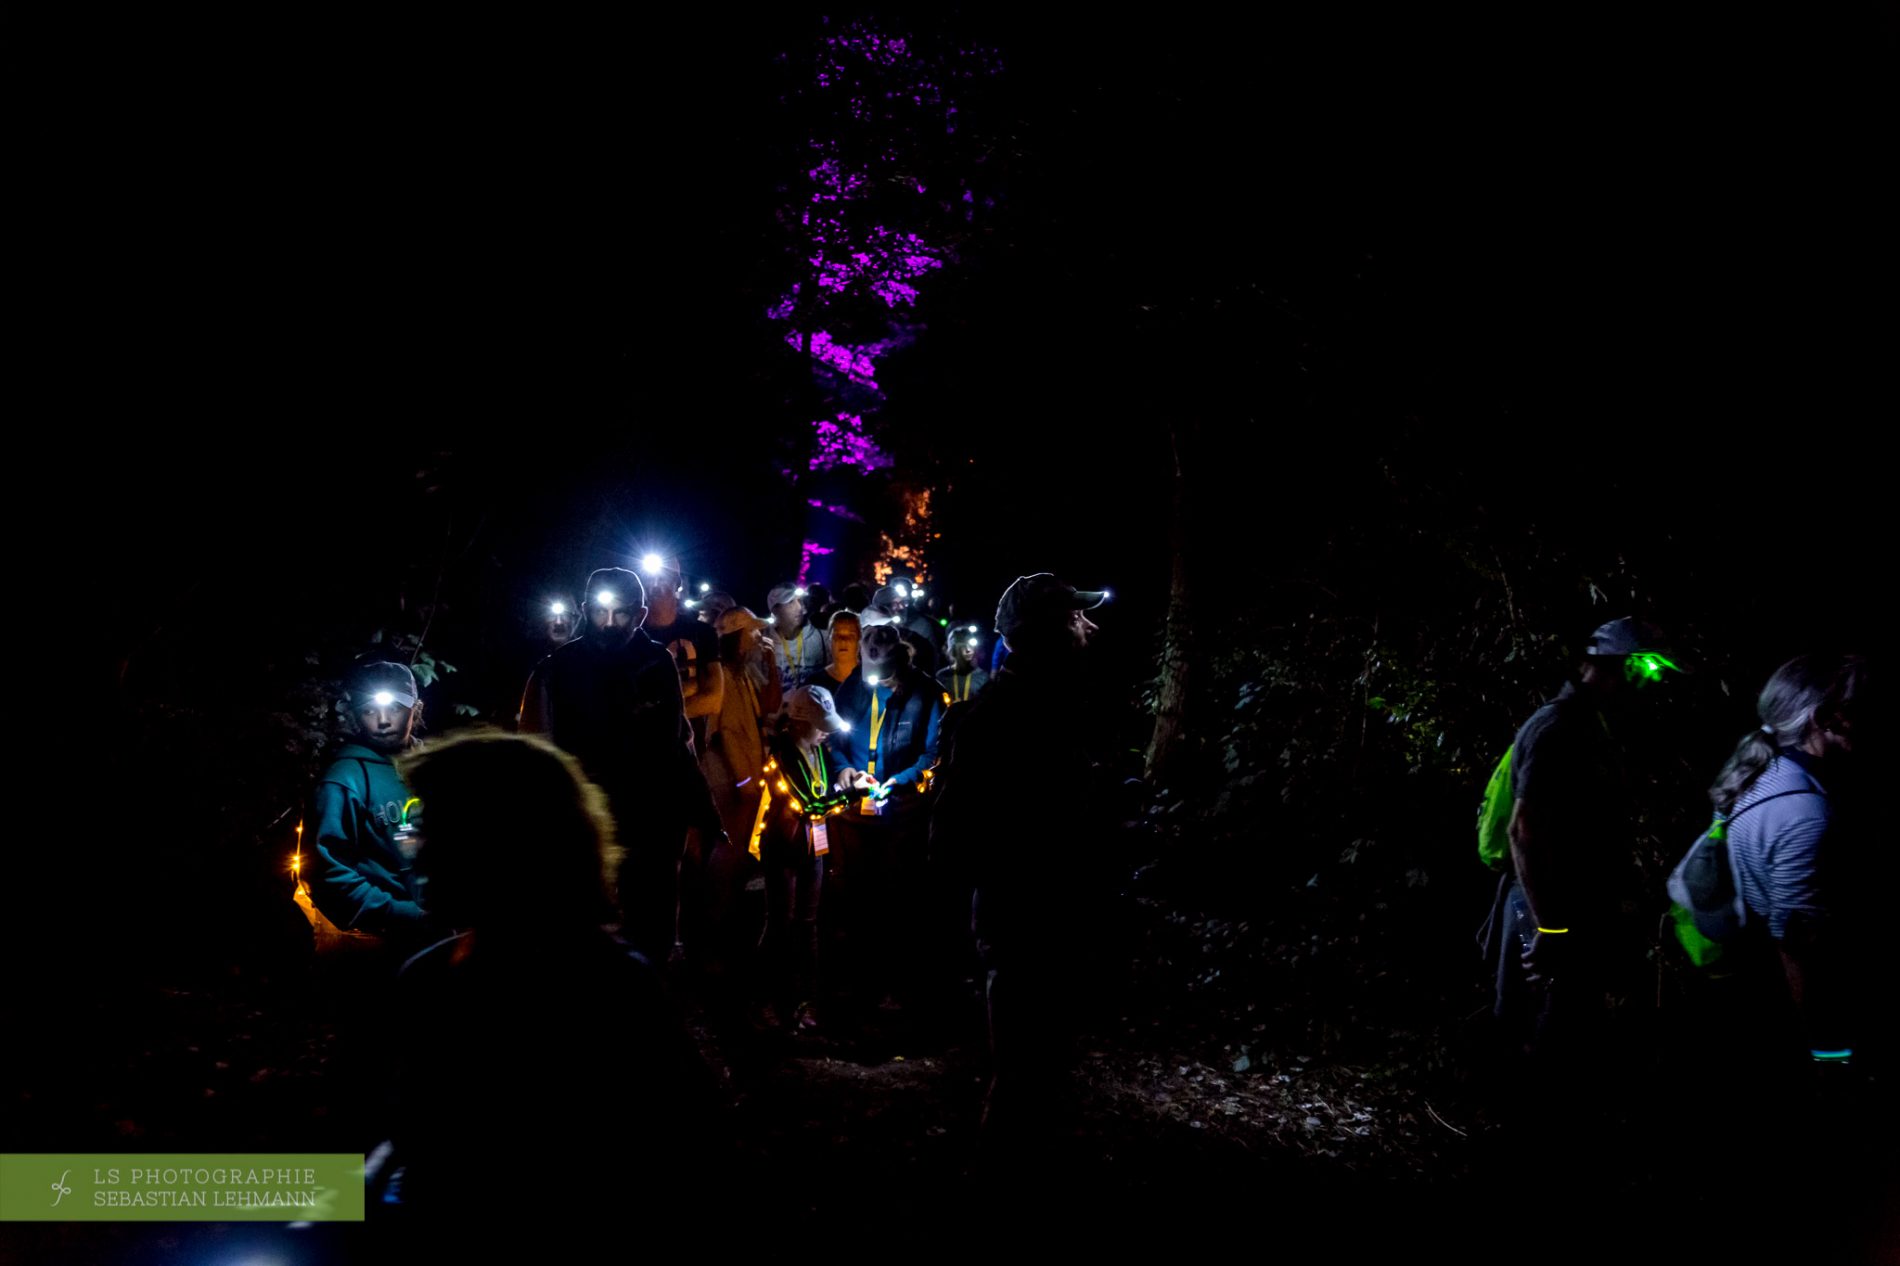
303, 567, 1880, 1231
304, 563, 1121, 1220
1476, 618, 1880, 1236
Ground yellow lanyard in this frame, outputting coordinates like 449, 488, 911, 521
867, 686, 889, 776
777, 628, 805, 677
952, 670, 973, 702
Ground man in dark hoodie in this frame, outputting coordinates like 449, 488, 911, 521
310, 660, 433, 952
930, 573, 1117, 1146
521, 566, 726, 965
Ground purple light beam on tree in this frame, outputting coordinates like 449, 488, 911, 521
769, 19, 999, 484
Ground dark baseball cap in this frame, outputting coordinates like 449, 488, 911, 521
995, 573, 1108, 640
585, 567, 645, 609
1584, 617, 1672, 658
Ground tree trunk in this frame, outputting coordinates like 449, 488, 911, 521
1146, 423, 1194, 783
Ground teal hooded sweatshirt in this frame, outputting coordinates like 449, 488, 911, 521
310, 741, 426, 938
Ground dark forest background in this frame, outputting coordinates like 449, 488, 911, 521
7, 8, 1892, 1244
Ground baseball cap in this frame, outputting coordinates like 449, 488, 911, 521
787, 684, 849, 733
715, 606, 772, 636
346, 661, 419, 709
1584, 616, 1687, 680
1585, 617, 1672, 659
766, 583, 806, 610
995, 573, 1108, 640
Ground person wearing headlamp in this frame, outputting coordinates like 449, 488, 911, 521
644, 559, 725, 755
542, 597, 578, 651
767, 583, 827, 693
866, 578, 941, 675
929, 572, 1112, 1144
1494, 617, 1681, 1012
1482, 615, 1683, 1165
834, 625, 944, 813
936, 625, 991, 704
757, 684, 854, 1032
308, 660, 433, 947
521, 567, 728, 965
829, 623, 945, 1015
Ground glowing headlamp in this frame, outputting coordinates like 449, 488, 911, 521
699, 582, 711, 593
373, 691, 395, 707
968, 625, 979, 633
597, 590, 617, 606
894, 584, 910, 599
794, 587, 808, 598
640, 553, 665, 576
1626, 652, 1680, 684
684, 599, 699, 609
550, 602, 567, 616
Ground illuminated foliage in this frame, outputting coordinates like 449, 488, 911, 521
770, 14, 1002, 561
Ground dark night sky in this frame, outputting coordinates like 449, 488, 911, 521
21, 8, 1886, 716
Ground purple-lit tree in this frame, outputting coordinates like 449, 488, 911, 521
769, 17, 1002, 581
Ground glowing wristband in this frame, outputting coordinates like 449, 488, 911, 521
1810, 1049, 1853, 1063
1535, 927, 1570, 934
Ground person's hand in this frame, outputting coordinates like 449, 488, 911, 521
1521, 928, 1570, 984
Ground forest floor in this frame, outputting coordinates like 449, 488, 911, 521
8, 862, 1895, 1262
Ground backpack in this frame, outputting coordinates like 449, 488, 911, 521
1665, 787, 1822, 962
1475, 745, 1515, 870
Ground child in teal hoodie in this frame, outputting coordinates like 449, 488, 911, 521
310, 661, 431, 945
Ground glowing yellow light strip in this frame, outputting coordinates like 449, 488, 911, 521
291, 819, 308, 898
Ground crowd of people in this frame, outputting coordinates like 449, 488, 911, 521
302, 561, 1118, 1216
298, 571, 1877, 1227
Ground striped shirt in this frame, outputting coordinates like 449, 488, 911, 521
1727, 752, 1830, 943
